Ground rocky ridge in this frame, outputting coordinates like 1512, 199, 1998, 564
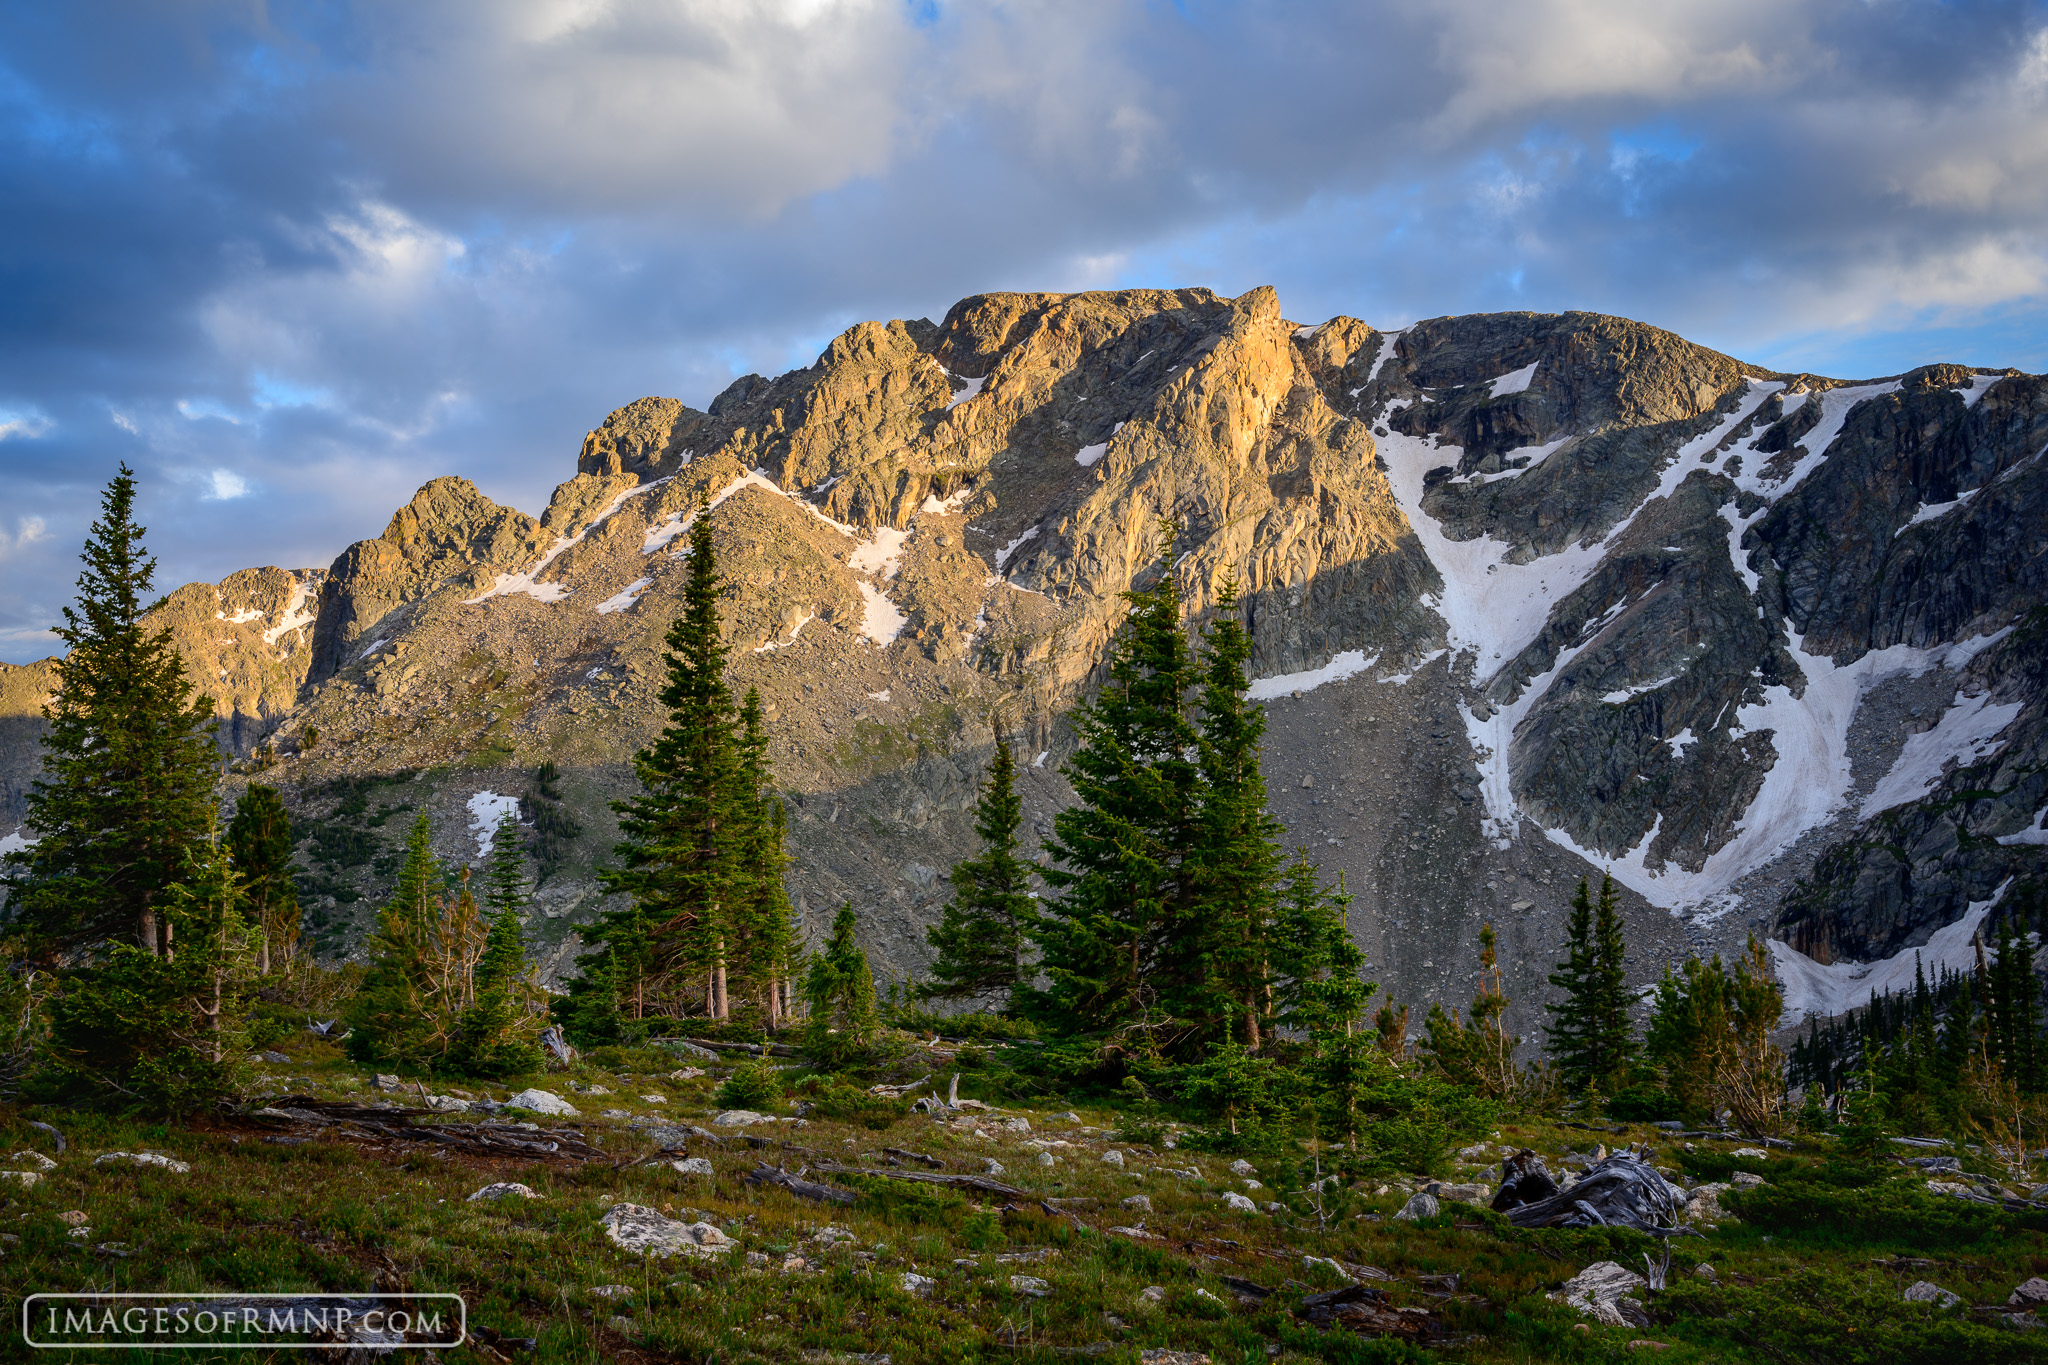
1, 288, 2041, 1028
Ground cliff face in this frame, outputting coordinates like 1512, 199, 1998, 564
2, 288, 2040, 1029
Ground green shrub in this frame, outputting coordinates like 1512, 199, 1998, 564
800, 1080, 908, 1130
715, 1058, 784, 1110
1659, 1266, 2037, 1364
1727, 1178, 2048, 1250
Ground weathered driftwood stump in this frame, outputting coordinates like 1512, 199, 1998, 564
1490, 1149, 1559, 1213
1504, 1151, 1697, 1235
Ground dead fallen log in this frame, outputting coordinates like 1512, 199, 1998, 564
1490, 1150, 1560, 1213
744, 1162, 857, 1205
810, 1162, 1023, 1198
668, 1038, 801, 1058
1504, 1151, 1701, 1236
881, 1147, 948, 1169
247, 1097, 606, 1160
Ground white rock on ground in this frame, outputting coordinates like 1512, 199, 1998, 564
1122, 1195, 1152, 1212
1903, 1281, 1962, 1308
900, 1272, 935, 1295
425, 1095, 471, 1113
600, 1204, 736, 1258
1228, 1159, 1257, 1177
982, 1159, 1005, 1175
1221, 1191, 1258, 1213
587, 1285, 632, 1299
1101, 1150, 1125, 1167
641, 1094, 667, 1104
1036, 1151, 1056, 1167
1138, 1286, 1167, 1306
2009, 1277, 2048, 1306
94, 1152, 190, 1174
504, 1089, 579, 1117
670, 1157, 715, 1176
1010, 1276, 1051, 1297
467, 1182, 537, 1202
1435, 1182, 1491, 1204
1730, 1147, 1770, 1160
713, 1110, 774, 1126
1554, 1261, 1649, 1327
10, 1152, 57, 1171
1394, 1191, 1439, 1221
0, 1171, 39, 1188
1242, 1179, 1261, 1190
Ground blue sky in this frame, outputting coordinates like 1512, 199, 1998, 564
2, 0, 2045, 662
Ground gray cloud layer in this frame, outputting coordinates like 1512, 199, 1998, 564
2, 0, 2044, 660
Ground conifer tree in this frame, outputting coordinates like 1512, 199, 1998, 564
452, 814, 543, 1076
1543, 872, 1635, 1091
39, 821, 257, 1111
1182, 579, 1287, 1050
804, 902, 878, 1067
3, 466, 220, 959
226, 783, 299, 974
922, 732, 1034, 1009
726, 688, 797, 1024
588, 500, 746, 1023
1028, 527, 1203, 1044
345, 810, 490, 1070
1421, 924, 1521, 1098
1280, 854, 1381, 1145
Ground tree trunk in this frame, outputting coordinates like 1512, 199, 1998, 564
141, 905, 159, 957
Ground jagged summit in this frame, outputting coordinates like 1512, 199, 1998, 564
3, 287, 2041, 1029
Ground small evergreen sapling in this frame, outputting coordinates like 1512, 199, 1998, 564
803, 902, 878, 1068
450, 814, 544, 1077
1543, 872, 1636, 1092
922, 732, 1033, 1009
226, 783, 300, 975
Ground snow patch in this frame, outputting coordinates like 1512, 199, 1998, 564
356, 636, 390, 660
1771, 881, 2009, 1023
856, 582, 907, 646
1897, 488, 1980, 534
1537, 625, 2015, 910
1858, 691, 2023, 818
1962, 372, 2002, 407
1075, 442, 1108, 468
996, 526, 1039, 570
1364, 328, 1407, 383
262, 578, 318, 647
467, 792, 522, 859
468, 478, 671, 605
643, 512, 688, 554
1488, 362, 1539, 397
865, 689, 890, 702
1666, 728, 1698, 758
595, 578, 654, 615
0, 829, 34, 857
1247, 650, 1378, 701
1732, 380, 1899, 505
1378, 382, 1775, 687
920, 487, 971, 517
1601, 677, 1679, 705
1032, 751, 1048, 768
1998, 808, 2048, 847
1380, 649, 1446, 686
217, 607, 263, 625
848, 525, 909, 579
947, 374, 987, 409
753, 613, 814, 653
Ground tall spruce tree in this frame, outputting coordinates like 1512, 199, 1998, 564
1027, 527, 1204, 1044
345, 810, 490, 1070
1183, 578, 1287, 1051
226, 783, 299, 974
922, 732, 1034, 1009
585, 500, 745, 1024
3, 466, 220, 959
1543, 872, 1635, 1091
1988, 914, 2042, 1092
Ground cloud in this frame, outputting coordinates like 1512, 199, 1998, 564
0, 409, 51, 440
0, 0, 2045, 662
0, 516, 47, 559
